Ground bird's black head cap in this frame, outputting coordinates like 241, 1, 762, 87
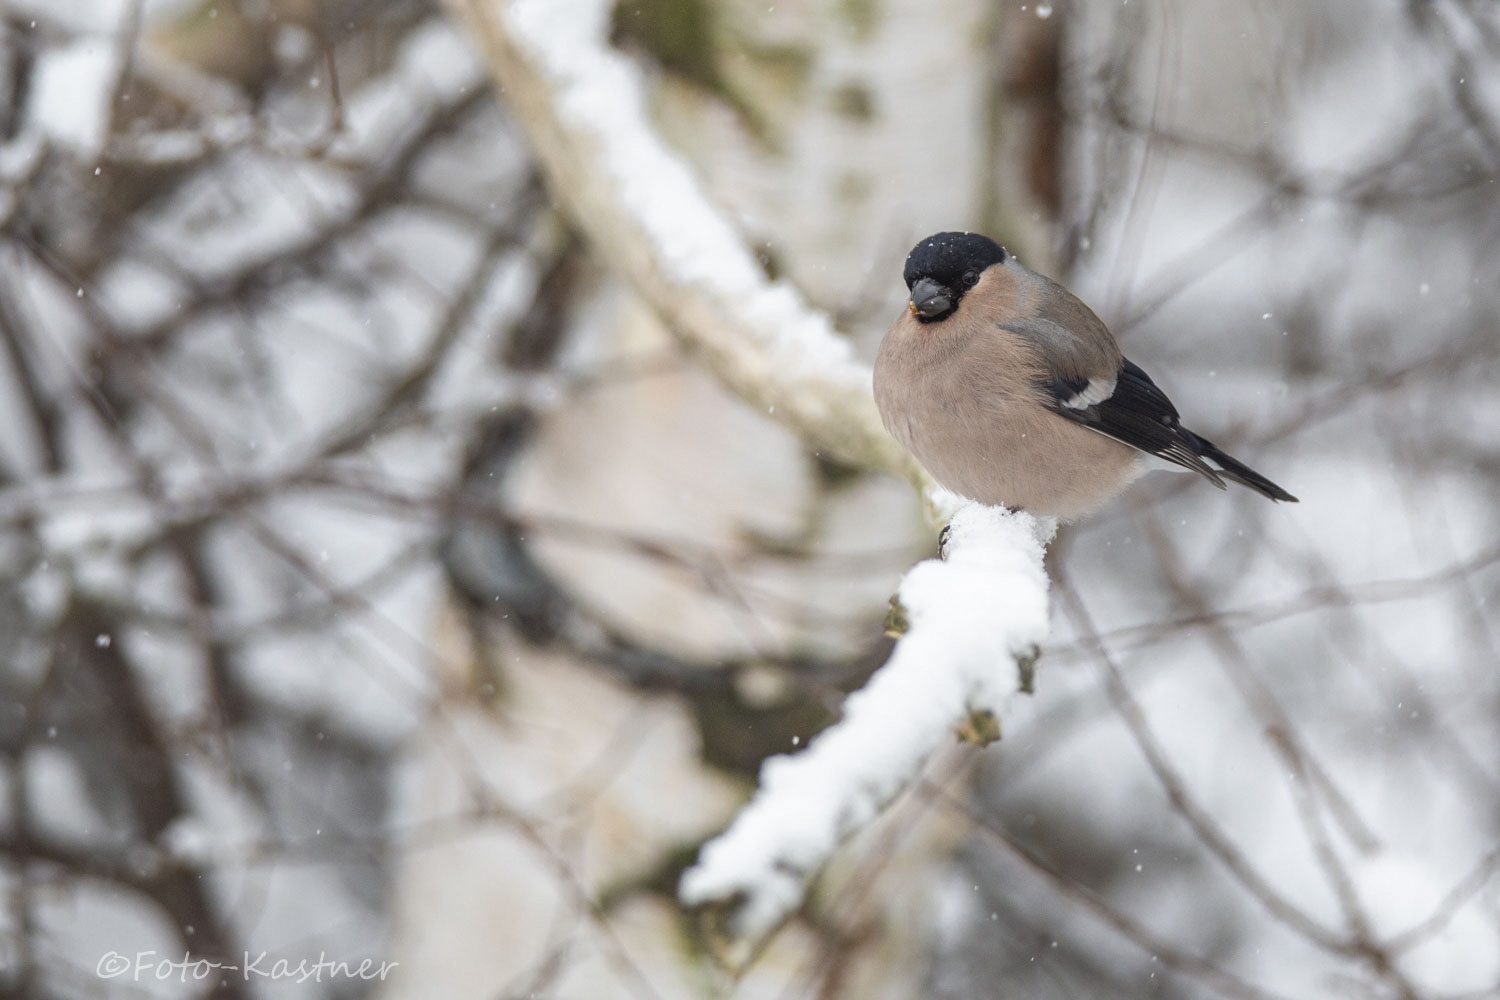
902, 232, 1007, 321
903, 232, 1007, 290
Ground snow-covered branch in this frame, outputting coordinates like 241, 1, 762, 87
679, 503, 1055, 961
444, 0, 920, 483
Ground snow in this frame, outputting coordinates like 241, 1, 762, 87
679, 502, 1054, 945
28, 37, 119, 159
342, 21, 488, 163
505, 0, 861, 382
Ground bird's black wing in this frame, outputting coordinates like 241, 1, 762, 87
1042, 359, 1228, 487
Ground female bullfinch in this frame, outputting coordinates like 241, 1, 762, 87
874, 232, 1296, 521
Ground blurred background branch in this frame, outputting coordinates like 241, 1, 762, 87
445, 0, 921, 486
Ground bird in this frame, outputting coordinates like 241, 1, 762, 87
873, 232, 1296, 521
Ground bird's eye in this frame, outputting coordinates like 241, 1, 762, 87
961, 270, 980, 289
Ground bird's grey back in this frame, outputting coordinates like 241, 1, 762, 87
995, 264, 1121, 382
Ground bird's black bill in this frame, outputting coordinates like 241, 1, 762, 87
909, 277, 953, 320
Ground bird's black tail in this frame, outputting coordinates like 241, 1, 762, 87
1182, 430, 1298, 503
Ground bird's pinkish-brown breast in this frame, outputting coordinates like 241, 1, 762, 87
874, 269, 1141, 520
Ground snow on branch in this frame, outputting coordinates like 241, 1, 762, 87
445, 0, 920, 482
679, 502, 1055, 962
